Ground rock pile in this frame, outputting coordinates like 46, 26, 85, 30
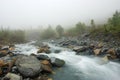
0, 44, 65, 80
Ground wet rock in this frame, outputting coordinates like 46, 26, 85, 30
54, 50, 61, 53
0, 45, 2, 49
41, 64, 52, 73
30, 53, 37, 57
101, 48, 109, 53
0, 56, 16, 74
116, 48, 120, 59
97, 42, 104, 48
1, 46, 9, 51
42, 60, 52, 72
15, 55, 42, 77
0, 67, 2, 75
2, 73, 22, 80
79, 41, 87, 46
37, 48, 51, 54
93, 49, 101, 56
107, 48, 117, 59
34, 75, 52, 80
23, 78, 32, 80
89, 44, 95, 49
107, 48, 116, 55
11, 66, 18, 74
50, 57, 65, 67
96, 54, 110, 65
0, 50, 9, 57
41, 60, 52, 73
101, 54, 110, 63
41, 60, 51, 66
0, 45, 15, 58
36, 55, 49, 60
73, 46, 88, 53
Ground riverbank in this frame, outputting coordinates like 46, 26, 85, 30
43, 34, 120, 63
0, 40, 120, 80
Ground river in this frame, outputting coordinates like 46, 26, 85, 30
15, 41, 120, 80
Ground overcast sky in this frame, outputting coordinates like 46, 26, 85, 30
0, 0, 120, 29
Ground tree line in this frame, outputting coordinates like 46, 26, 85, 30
39, 11, 120, 39
0, 11, 119, 43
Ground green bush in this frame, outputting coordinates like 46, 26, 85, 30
0, 28, 26, 44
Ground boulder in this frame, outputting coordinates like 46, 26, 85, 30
15, 55, 42, 77
0, 56, 16, 73
50, 57, 65, 67
0, 50, 9, 57
41, 60, 52, 73
107, 48, 117, 59
89, 44, 95, 49
73, 46, 87, 53
36, 55, 49, 60
2, 73, 21, 80
93, 49, 101, 55
41, 64, 52, 73
37, 48, 51, 54
107, 48, 116, 55
11, 66, 18, 74
97, 42, 104, 48
0, 45, 15, 57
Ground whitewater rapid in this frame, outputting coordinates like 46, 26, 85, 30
15, 42, 120, 80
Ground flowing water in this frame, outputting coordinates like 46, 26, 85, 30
15, 41, 120, 80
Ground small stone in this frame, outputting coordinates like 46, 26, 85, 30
50, 57, 65, 67
93, 49, 101, 55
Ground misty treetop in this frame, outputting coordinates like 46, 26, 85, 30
0, 11, 119, 42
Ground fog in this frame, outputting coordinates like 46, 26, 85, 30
0, 0, 120, 29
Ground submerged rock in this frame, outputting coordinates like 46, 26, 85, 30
54, 49, 61, 53
50, 57, 65, 67
15, 55, 42, 77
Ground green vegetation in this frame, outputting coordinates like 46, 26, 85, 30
0, 28, 26, 44
56, 25, 64, 38
38, 11, 120, 40
40, 26, 56, 39
65, 22, 86, 36
1, 11, 119, 42
90, 11, 120, 36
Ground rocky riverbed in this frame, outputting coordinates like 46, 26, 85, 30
0, 39, 120, 80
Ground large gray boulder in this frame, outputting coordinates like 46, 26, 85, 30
15, 55, 42, 77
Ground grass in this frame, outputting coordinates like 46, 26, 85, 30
0, 28, 26, 44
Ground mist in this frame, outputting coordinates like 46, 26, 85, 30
0, 0, 120, 29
